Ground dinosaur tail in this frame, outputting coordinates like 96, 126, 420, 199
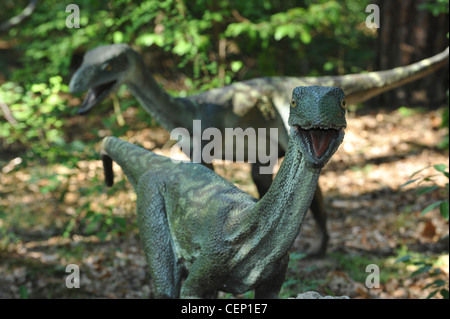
99, 136, 160, 189
294, 47, 450, 104
342, 47, 449, 104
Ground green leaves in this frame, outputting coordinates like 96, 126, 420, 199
401, 164, 449, 220
395, 252, 449, 299
136, 33, 165, 47
1, 0, 377, 108
438, 201, 449, 220
420, 200, 448, 218
81, 209, 128, 241
434, 163, 449, 176
394, 255, 412, 264
273, 24, 311, 44
0, 76, 73, 163
113, 31, 124, 44
399, 165, 449, 298
226, 3, 336, 45
230, 61, 243, 73
418, 0, 449, 16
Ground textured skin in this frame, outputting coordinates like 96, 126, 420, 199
70, 44, 448, 255
100, 86, 346, 298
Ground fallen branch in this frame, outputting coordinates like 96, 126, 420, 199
0, 101, 18, 125
0, 0, 38, 32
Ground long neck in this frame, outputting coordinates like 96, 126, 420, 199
231, 139, 321, 260
127, 54, 196, 131
257, 138, 320, 237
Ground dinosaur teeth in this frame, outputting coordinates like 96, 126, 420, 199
296, 127, 339, 160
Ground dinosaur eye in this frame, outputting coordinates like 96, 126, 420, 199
340, 98, 347, 109
291, 99, 297, 108
101, 63, 112, 71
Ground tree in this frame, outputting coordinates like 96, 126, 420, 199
371, 0, 449, 107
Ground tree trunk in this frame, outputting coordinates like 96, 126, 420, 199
371, 0, 449, 108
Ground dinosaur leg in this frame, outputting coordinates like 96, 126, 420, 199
136, 181, 183, 298
254, 254, 289, 299
180, 255, 221, 298
309, 185, 329, 256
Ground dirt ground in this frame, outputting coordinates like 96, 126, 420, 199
0, 104, 448, 299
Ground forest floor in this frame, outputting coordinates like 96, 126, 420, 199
0, 103, 448, 299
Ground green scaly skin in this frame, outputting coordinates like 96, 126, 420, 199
70, 44, 448, 256
100, 86, 347, 298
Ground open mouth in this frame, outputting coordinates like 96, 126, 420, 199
77, 80, 117, 115
293, 125, 343, 168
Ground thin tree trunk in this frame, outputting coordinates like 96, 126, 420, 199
371, 0, 449, 107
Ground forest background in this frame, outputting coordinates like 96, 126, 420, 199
0, 0, 448, 299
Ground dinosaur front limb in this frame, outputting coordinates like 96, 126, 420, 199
309, 186, 329, 256
180, 254, 223, 298
254, 254, 289, 299
137, 180, 183, 298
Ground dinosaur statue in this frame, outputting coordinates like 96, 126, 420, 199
99, 85, 347, 298
69, 44, 449, 255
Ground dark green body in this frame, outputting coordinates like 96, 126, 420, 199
71, 45, 448, 258
100, 86, 346, 298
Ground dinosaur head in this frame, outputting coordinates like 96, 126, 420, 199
69, 44, 137, 114
288, 86, 346, 169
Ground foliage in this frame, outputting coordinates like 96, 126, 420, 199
66, 204, 128, 241
0, 0, 375, 152
398, 165, 449, 299
224, 0, 374, 76
280, 251, 322, 298
401, 164, 449, 221
0, 76, 93, 165
0, 2, 448, 293
395, 253, 449, 299
0, 0, 375, 88
0, 0, 377, 241
419, 0, 449, 16
331, 252, 386, 283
